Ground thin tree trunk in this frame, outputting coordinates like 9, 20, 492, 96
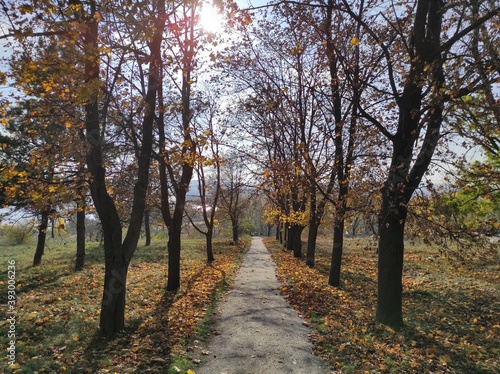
206, 229, 214, 262
329, 221, 344, 286
293, 226, 303, 258
286, 225, 293, 251
351, 216, 360, 238
231, 218, 239, 242
329, 190, 349, 286
144, 209, 151, 246
306, 221, 319, 267
75, 199, 86, 271
306, 185, 318, 267
33, 210, 49, 266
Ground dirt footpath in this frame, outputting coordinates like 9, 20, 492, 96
192, 237, 330, 374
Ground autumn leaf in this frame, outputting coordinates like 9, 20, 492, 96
349, 37, 360, 46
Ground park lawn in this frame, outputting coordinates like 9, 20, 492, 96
266, 236, 499, 374
0, 234, 250, 373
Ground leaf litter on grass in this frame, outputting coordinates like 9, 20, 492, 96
265, 237, 499, 374
0, 238, 249, 373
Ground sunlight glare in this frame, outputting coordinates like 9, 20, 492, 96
199, 2, 224, 34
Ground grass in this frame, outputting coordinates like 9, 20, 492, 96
0, 233, 250, 373
266, 236, 499, 374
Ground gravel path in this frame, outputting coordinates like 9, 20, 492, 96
192, 237, 330, 374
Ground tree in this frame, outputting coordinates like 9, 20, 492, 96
77, 0, 165, 334
342, 0, 500, 327
157, 0, 203, 291
321, 0, 365, 280
223, 5, 334, 258
219, 153, 250, 243
185, 90, 223, 262
0, 100, 79, 266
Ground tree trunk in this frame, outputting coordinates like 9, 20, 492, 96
329, 190, 349, 286
293, 226, 304, 258
231, 217, 239, 243
144, 209, 151, 246
75, 200, 86, 271
328, 221, 344, 286
33, 210, 49, 266
167, 224, 182, 291
286, 225, 292, 251
206, 228, 214, 262
287, 224, 303, 258
306, 185, 318, 267
306, 221, 319, 267
376, 191, 406, 328
100, 256, 128, 335
351, 216, 360, 238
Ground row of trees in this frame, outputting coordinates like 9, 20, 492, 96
219, 0, 499, 327
0, 0, 255, 335
1, 0, 498, 335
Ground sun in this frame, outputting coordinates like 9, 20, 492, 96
199, 2, 224, 34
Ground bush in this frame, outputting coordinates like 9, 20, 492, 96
0, 224, 32, 245
238, 218, 256, 236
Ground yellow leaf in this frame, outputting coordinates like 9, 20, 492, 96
350, 37, 360, 46
439, 355, 451, 365
187, 370, 196, 374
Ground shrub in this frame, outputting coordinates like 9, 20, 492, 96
0, 224, 32, 245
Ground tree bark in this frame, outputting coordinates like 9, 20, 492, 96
329, 222, 344, 287
287, 224, 303, 258
306, 221, 319, 267
306, 184, 318, 267
206, 229, 215, 262
167, 222, 182, 291
376, 190, 407, 328
329, 186, 349, 286
100, 256, 128, 334
144, 209, 151, 246
231, 217, 239, 243
33, 210, 49, 266
75, 199, 86, 271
